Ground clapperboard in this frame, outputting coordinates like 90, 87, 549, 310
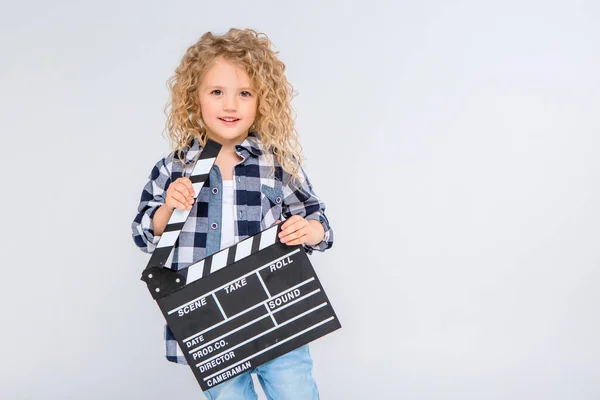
140, 139, 341, 391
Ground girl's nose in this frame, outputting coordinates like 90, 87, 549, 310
222, 96, 237, 111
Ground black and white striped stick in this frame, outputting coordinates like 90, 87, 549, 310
144, 139, 221, 271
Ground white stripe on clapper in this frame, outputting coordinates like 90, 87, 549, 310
186, 260, 205, 283
168, 208, 189, 224
259, 225, 278, 250
193, 157, 217, 174
234, 238, 253, 262
157, 230, 180, 248
209, 249, 229, 274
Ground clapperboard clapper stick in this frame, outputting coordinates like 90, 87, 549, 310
140, 139, 341, 391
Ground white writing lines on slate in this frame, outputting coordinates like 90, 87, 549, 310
256, 272, 271, 297
264, 303, 278, 327
185, 277, 316, 351
270, 289, 321, 314
187, 288, 321, 355
212, 293, 227, 319
203, 315, 336, 381
184, 302, 263, 344
188, 314, 271, 355
196, 302, 329, 368
167, 248, 301, 316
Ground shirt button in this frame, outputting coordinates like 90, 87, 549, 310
276, 197, 282, 204
212, 187, 218, 195
211, 222, 218, 230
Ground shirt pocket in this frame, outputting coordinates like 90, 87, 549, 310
260, 183, 283, 229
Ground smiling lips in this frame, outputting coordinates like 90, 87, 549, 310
219, 117, 240, 122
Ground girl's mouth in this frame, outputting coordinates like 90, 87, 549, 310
219, 117, 240, 126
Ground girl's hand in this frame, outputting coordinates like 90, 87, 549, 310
165, 177, 195, 212
276, 215, 325, 247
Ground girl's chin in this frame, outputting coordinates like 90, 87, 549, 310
206, 130, 250, 142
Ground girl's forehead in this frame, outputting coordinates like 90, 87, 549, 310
201, 59, 252, 86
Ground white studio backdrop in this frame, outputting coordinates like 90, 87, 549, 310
1, 0, 599, 399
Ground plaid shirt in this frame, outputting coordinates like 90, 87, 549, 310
131, 132, 334, 364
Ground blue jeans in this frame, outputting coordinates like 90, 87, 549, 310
203, 345, 319, 400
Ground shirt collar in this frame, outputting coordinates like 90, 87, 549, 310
183, 132, 263, 164
236, 131, 263, 157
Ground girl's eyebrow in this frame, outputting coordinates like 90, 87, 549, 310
206, 85, 254, 91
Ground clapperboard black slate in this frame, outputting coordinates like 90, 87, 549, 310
140, 139, 341, 391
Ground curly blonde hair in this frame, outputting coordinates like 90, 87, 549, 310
163, 28, 305, 187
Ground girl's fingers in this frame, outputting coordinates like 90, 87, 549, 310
170, 190, 193, 210
284, 231, 308, 245
281, 215, 301, 230
173, 185, 194, 206
279, 218, 308, 240
171, 190, 187, 203
174, 183, 194, 203
280, 225, 309, 244
174, 178, 195, 198
179, 178, 195, 198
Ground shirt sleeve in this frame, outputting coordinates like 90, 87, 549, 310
281, 166, 334, 255
131, 157, 172, 253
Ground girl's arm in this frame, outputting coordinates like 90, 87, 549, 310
280, 166, 334, 255
151, 204, 175, 237
131, 157, 172, 253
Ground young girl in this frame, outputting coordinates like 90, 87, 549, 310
131, 28, 334, 399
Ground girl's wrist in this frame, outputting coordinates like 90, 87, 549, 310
306, 219, 325, 246
162, 203, 175, 213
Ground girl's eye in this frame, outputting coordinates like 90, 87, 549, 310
240, 91, 252, 97
211, 90, 222, 95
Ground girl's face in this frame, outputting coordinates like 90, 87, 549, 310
198, 59, 258, 146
